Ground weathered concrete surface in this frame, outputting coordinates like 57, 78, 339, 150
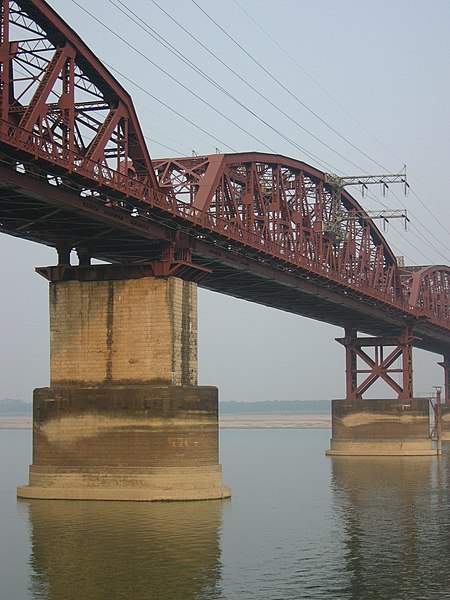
18, 275, 230, 501
326, 398, 436, 456
49, 277, 197, 387
18, 385, 231, 501
441, 405, 450, 441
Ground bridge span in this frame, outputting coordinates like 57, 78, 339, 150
0, 0, 448, 500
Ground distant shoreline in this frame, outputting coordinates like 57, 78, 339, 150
220, 414, 331, 429
0, 414, 331, 430
0, 399, 332, 431
0, 415, 32, 429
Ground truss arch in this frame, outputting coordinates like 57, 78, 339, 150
154, 152, 404, 303
0, 0, 160, 191
402, 266, 450, 321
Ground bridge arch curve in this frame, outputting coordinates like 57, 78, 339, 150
154, 152, 404, 304
402, 265, 450, 320
0, 2, 447, 337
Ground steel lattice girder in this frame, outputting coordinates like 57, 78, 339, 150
401, 266, 450, 321
0, 0, 448, 352
0, 0, 160, 190
153, 153, 403, 297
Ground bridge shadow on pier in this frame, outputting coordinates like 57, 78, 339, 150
331, 445, 450, 599
22, 498, 226, 600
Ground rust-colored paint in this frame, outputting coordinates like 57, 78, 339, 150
0, 0, 448, 353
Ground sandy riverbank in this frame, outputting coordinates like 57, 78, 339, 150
220, 414, 331, 429
0, 414, 331, 430
0, 415, 32, 429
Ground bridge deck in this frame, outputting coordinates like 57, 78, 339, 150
0, 0, 448, 359
0, 160, 448, 357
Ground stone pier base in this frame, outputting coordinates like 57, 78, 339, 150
326, 398, 436, 456
18, 465, 229, 501
17, 385, 231, 501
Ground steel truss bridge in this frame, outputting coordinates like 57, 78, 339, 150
0, 0, 449, 398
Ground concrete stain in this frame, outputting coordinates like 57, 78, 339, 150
105, 281, 114, 383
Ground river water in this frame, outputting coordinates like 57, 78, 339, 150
1, 428, 449, 600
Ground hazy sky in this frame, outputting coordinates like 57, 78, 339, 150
1, 0, 449, 402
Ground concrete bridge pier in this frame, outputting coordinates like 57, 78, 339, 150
327, 328, 436, 456
17, 266, 231, 501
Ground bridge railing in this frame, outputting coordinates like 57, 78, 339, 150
0, 119, 447, 328
0, 119, 165, 205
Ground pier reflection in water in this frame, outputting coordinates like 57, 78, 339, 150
24, 498, 225, 600
331, 445, 450, 600
6, 431, 450, 599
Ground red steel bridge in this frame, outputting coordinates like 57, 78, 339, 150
1, 0, 449, 400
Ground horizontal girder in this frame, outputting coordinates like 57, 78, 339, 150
0, 0, 448, 357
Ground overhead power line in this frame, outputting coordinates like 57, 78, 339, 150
408, 175, 450, 222
387, 188, 450, 254
133, 99, 222, 152
102, 60, 237, 152
147, 0, 364, 173
143, 135, 184, 157
231, 0, 450, 246
109, 0, 349, 173
409, 188, 450, 238
191, 0, 391, 174
365, 191, 448, 264
71, 0, 273, 153
150, 0, 449, 259
69, 0, 448, 265
231, 0, 403, 166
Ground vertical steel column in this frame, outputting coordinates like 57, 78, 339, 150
56, 244, 72, 266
